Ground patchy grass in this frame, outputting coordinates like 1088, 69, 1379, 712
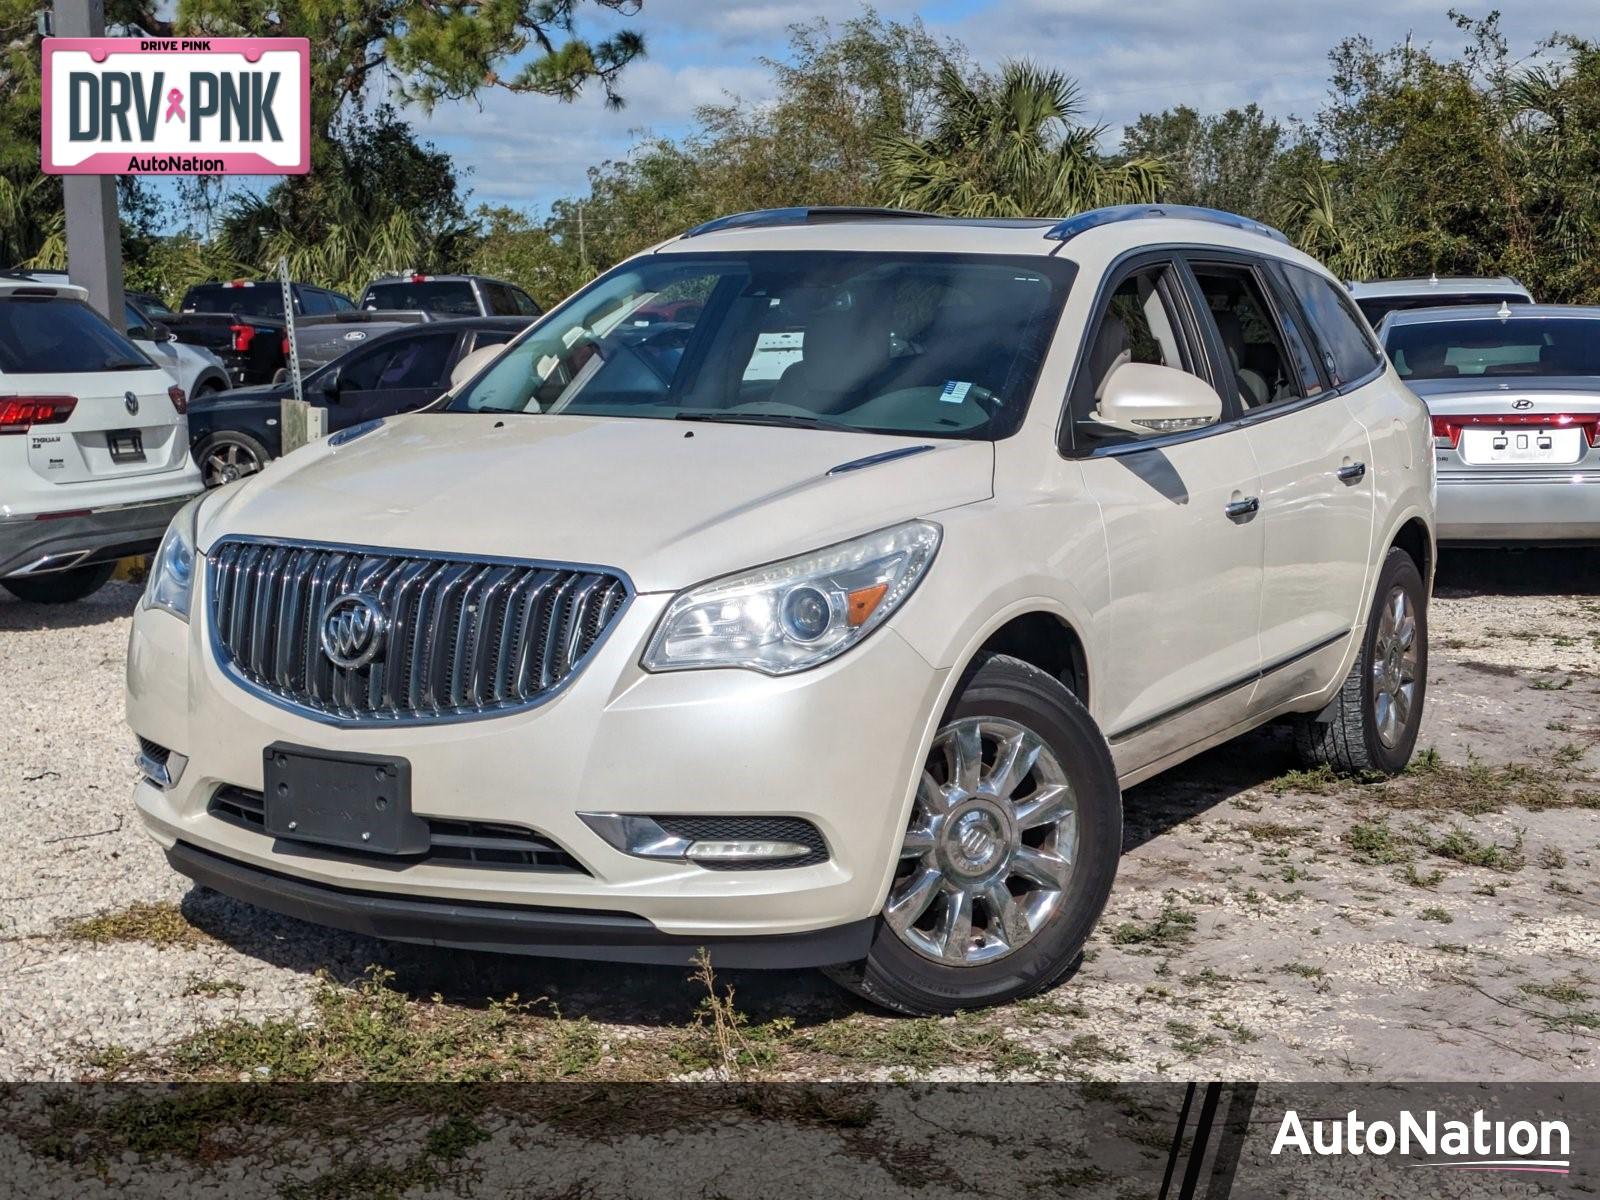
61, 902, 212, 949
1384, 758, 1575, 815
1418, 907, 1454, 924
99, 966, 674, 1083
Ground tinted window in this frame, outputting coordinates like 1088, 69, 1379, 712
1356, 292, 1530, 325
471, 329, 518, 351
362, 281, 479, 315
1191, 263, 1305, 408
301, 290, 332, 316
1385, 318, 1600, 379
449, 252, 1071, 441
1282, 265, 1383, 386
124, 300, 159, 340
510, 288, 541, 316
0, 297, 152, 373
329, 292, 356, 312
481, 282, 520, 315
341, 334, 455, 391
181, 283, 285, 317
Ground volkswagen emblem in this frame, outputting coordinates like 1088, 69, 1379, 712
124, 391, 139, 415
1512, 398, 1534, 410
319, 593, 388, 670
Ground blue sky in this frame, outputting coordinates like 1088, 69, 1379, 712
223, 1, 1599, 219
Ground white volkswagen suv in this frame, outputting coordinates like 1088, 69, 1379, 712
2, 279, 201, 602
127, 206, 1434, 1014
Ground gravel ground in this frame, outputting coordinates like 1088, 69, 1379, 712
1, 550, 1597, 1085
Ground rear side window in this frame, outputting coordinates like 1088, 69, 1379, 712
362, 281, 479, 315
1281, 265, 1383, 387
510, 287, 541, 316
481, 282, 521, 315
301, 290, 333, 315
341, 333, 455, 391
0, 297, 152, 373
329, 293, 356, 312
181, 283, 285, 317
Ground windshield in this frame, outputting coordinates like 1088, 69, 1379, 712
182, 284, 284, 317
363, 281, 479, 315
1385, 317, 1600, 380
446, 252, 1071, 439
0, 297, 152, 373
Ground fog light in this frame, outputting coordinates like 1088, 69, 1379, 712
685, 839, 811, 862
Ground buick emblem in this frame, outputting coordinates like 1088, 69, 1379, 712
1512, 398, 1534, 410
124, 391, 139, 415
319, 593, 387, 670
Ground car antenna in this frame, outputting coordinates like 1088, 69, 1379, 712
1496, 300, 1512, 320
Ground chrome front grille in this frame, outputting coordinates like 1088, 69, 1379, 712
207, 539, 630, 723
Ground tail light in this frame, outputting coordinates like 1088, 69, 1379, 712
281, 333, 290, 357
1432, 412, 1600, 449
229, 323, 256, 353
168, 384, 187, 415
0, 395, 77, 434
410, 273, 430, 283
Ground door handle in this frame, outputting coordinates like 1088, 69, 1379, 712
1337, 461, 1367, 482
1224, 496, 1260, 519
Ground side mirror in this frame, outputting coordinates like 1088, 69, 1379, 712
450, 344, 503, 389
1091, 362, 1223, 436
314, 370, 340, 402
153, 321, 176, 342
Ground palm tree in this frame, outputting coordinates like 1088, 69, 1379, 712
877, 62, 1163, 217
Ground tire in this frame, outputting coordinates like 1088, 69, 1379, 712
2, 561, 117, 604
1295, 547, 1427, 776
195, 431, 271, 488
826, 653, 1122, 1015
193, 379, 226, 400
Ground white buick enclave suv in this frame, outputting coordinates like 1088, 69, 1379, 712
127, 206, 1435, 1014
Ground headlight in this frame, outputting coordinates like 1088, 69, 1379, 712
142, 494, 203, 622
642, 520, 941, 675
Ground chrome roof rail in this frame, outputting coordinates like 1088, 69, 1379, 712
681, 206, 939, 238
1043, 204, 1291, 246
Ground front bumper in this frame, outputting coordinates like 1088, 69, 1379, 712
128, 582, 949, 951
0, 491, 194, 579
1436, 469, 1600, 542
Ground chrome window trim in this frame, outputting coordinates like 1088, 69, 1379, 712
203, 534, 636, 728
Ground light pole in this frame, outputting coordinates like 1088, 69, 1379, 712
51, 0, 126, 329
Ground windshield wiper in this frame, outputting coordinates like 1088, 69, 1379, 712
673, 411, 860, 433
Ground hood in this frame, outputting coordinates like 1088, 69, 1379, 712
189, 381, 290, 413
198, 413, 995, 591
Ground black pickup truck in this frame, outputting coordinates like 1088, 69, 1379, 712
164, 280, 357, 386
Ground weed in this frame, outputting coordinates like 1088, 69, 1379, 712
1345, 821, 1412, 865
1418, 907, 1454, 924
1401, 863, 1445, 889
1430, 827, 1525, 872
1110, 902, 1197, 951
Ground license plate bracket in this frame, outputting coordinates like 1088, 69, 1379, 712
107, 429, 145, 463
262, 743, 427, 855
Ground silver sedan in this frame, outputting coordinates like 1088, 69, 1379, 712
1380, 304, 1600, 543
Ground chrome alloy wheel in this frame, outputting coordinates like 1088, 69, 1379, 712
885, 717, 1077, 965
1371, 583, 1420, 749
201, 439, 265, 487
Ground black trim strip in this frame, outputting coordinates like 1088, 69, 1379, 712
166, 841, 875, 969
1109, 627, 1351, 743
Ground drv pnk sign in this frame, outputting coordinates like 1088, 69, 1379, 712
42, 38, 309, 175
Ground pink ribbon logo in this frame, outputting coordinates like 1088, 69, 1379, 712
164, 88, 185, 123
